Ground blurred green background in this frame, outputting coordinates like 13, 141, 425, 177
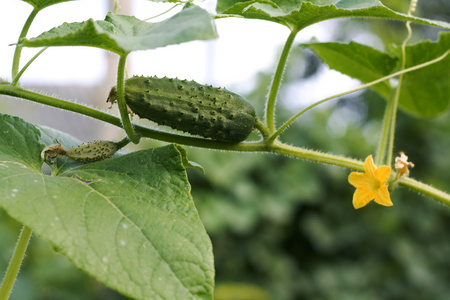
1, 0, 450, 299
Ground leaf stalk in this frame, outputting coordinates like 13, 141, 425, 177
11, 47, 48, 86
265, 28, 298, 133
12, 8, 40, 80
116, 55, 140, 144
0, 226, 33, 300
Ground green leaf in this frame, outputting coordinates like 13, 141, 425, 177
174, 144, 205, 173
391, 32, 450, 118
0, 114, 43, 172
304, 33, 450, 118
217, 0, 450, 31
303, 40, 398, 99
0, 114, 214, 300
20, 0, 76, 10
22, 5, 217, 55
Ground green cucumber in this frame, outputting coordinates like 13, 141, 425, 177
108, 76, 257, 143
66, 141, 118, 162
41, 140, 118, 163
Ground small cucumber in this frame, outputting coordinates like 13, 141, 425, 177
108, 76, 257, 143
41, 140, 118, 163
66, 141, 118, 162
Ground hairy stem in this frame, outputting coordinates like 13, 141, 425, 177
265, 29, 298, 133
116, 55, 140, 144
254, 117, 271, 141
399, 177, 450, 206
0, 226, 32, 300
0, 84, 122, 126
12, 8, 39, 80
270, 141, 364, 171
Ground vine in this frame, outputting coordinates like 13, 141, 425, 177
1, 0, 450, 299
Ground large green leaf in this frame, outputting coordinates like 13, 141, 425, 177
303, 40, 398, 99
217, 0, 450, 31
22, 4, 217, 55
0, 114, 214, 300
20, 0, 76, 10
392, 32, 450, 118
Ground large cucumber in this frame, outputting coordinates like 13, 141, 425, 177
108, 76, 256, 143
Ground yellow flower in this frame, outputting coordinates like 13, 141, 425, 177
348, 155, 392, 209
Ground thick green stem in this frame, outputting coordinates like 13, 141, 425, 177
116, 55, 140, 144
399, 177, 450, 206
0, 85, 122, 127
270, 141, 364, 171
12, 8, 39, 79
0, 226, 32, 300
265, 29, 298, 133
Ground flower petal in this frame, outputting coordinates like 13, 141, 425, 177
353, 188, 376, 209
364, 155, 377, 176
375, 165, 391, 184
374, 185, 393, 207
348, 172, 368, 188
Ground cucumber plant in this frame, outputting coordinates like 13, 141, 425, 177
0, 0, 449, 299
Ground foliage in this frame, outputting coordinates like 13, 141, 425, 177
304, 32, 450, 117
1, 0, 449, 299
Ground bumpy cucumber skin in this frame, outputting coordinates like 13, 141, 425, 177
123, 76, 256, 143
66, 141, 118, 162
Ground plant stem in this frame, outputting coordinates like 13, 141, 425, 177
270, 140, 364, 170
375, 93, 394, 166
0, 84, 122, 127
116, 55, 140, 144
385, 18, 415, 167
12, 8, 39, 79
399, 177, 450, 206
265, 28, 298, 133
12, 47, 48, 86
254, 117, 270, 141
0, 226, 32, 300
115, 136, 131, 149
